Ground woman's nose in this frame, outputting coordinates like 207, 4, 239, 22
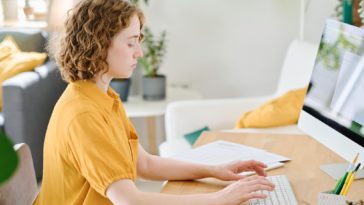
135, 45, 143, 58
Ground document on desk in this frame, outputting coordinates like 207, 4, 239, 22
174, 140, 290, 167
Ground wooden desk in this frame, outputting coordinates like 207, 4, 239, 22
161, 132, 364, 204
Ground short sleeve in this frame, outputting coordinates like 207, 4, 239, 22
128, 119, 139, 140
67, 112, 136, 197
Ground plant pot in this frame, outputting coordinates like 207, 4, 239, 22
23, 6, 34, 20
110, 79, 131, 102
1, 0, 18, 20
142, 75, 166, 101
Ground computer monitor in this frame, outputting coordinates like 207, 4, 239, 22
298, 19, 364, 180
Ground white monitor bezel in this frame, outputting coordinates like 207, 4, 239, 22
298, 110, 364, 165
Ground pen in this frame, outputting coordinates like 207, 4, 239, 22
340, 172, 353, 195
348, 153, 359, 171
351, 153, 359, 168
334, 153, 359, 195
342, 174, 355, 196
342, 163, 361, 196
332, 176, 342, 193
334, 171, 349, 194
341, 162, 361, 195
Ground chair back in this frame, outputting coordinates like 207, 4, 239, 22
0, 143, 38, 205
275, 40, 318, 96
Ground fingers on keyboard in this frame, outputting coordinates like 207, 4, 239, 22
248, 175, 298, 205
246, 192, 267, 200
241, 175, 264, 182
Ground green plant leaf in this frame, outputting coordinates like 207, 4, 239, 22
139, 27, 167, 77
317, 26, 361, 71
0, 132, 18, 185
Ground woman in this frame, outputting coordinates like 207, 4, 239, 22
34, 0, 274, 204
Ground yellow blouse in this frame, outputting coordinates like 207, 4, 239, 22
34, 80, 138, 205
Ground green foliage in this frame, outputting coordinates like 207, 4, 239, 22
139, 28, 167, 77
318, 26, 359, 70
130, 0, 168, 77
0, 132, 18, 185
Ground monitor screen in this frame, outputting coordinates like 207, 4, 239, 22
299, 19, 364, 164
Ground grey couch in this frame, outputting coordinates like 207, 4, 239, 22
0, 28, 67, 181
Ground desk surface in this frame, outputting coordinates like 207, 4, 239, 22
161, 132, 364, 204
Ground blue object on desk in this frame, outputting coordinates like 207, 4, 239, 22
184, 126, 210, 145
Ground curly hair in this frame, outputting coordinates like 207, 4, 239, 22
55, 0, 144, 82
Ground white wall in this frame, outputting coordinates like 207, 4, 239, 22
303, 0, 337, 44
131, 0, 342, 153
136, 0, 301, 98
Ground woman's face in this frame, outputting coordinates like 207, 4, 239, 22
106, 14, 143, 79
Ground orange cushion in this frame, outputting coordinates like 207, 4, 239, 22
235, 87, 308, 128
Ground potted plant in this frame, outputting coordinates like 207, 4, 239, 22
130, 0, 168, 100
139, 28, 167, 101
23, 0, 34, 20
108, 0, 149, 102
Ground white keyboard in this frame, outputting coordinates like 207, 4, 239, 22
249, 175, 298, 205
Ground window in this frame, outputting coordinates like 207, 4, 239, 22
18, 0, 48, 21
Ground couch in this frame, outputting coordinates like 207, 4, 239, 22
0, 28, 67, 181
159, 40, 319, 157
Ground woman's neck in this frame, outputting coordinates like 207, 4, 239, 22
93, 74, 111, 93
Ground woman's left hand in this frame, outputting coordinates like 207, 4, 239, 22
210, 160, 268, 181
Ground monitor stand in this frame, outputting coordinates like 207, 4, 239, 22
321, 163, 364, 180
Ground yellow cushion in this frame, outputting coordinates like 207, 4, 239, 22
0, 36, 20, 61
235, 87, 308, 128
0, 36, 47, 111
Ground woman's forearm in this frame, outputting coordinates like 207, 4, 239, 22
107, 179, 221, 205
130, 190, 219, 205
107, 176, 275, 205
139, 155, 216, 181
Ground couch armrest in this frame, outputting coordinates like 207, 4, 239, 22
165, 96, 272, 141
2, 61, 66, 180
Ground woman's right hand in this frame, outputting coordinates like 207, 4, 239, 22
213, 175, 275, 205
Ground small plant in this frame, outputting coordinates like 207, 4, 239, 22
139, 28, 167, 77
130, 0, 168, 77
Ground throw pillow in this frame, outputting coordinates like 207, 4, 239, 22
184, 126, 210, 145
235, 87, 308, 128
0, 28, 47, 52
0, 36, 47, 111
0, 36, 19, 61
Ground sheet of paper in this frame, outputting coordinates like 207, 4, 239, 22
250, 152, 290, 164
239, 161, 285, 176
174, 140, 290, 166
